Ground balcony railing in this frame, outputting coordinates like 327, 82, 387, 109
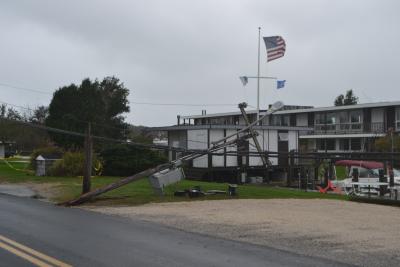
314, 122, 385, 134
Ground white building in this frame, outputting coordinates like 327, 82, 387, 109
153, 101, 400, 183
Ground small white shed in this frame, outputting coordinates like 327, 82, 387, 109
35, 155, 61, 176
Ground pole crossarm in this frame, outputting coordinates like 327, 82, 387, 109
241, 76, 277, 79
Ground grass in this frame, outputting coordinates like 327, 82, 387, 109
335, 166, 348, 180
0, 158, 348, 206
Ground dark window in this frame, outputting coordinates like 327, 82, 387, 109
339, 139, 350, 151
351, 138, 362, 150
327, 139, 336, 150
317, 139, 336, 150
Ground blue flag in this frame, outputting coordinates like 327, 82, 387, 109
277, 80, 286, 89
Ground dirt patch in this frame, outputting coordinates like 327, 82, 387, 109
24, 183, 63, 201
87, 199, 400, 266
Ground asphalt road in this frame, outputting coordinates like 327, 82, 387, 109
0, 193, 352, 267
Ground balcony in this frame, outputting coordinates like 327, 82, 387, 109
314, 122, 385, 135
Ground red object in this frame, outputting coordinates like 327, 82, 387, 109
317, 180, 342, 194
335, 160, 383, 169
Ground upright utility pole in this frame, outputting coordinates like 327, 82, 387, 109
257, 27, 261, 121
83, 122, 92, 194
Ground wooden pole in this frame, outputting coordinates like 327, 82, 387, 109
82, 122, 92, 194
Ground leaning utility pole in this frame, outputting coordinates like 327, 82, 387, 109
238, 102, 269, 169
82, 122, 92, 194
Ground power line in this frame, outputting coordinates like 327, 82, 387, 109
0, 82, 51, 95
0, 81, 240, 107
0, 100, 130, 132
131, 102, 238, 107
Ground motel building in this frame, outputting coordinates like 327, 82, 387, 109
154, 101, 400, 184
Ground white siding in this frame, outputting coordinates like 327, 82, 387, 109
371, 108, 384, 123
209, 129, 224, 167
267, 130, 278, 165
249, 130, 264, 166
187, 129, 208, 168
296, 113, 308, 127
225, 130, 238, 167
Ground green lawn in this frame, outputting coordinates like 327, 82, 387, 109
335, 166, 348, 180
0, 159, 348, 206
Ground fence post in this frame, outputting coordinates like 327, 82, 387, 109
352, 168, 359, 192
378, 169, 385, 197
83, 122, 92, 194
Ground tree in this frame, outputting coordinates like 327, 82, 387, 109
334, 89, 359, 106
374, 133, 400, 152
30, 106, 49, 124
46, 77, 130, 148
0, 104, 51, 152
334, 94, 344, 106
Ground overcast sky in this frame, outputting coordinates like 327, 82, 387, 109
0, 0, 399, 126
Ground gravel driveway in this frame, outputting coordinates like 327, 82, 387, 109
87, 199, 400, 266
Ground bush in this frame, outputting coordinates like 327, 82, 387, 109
100, 144, 168, 176
48, 152, 84, 176
30, 146, 63, 170
48, 151, 101, 177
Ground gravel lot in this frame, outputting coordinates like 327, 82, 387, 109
87, 199, 400, 266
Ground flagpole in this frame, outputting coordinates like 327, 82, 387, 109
257, 27, 261, 121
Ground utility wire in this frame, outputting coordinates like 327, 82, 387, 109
0, 82, 239, 107
0, 82, 51, 95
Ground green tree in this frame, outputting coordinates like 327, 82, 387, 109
334, 89, 359, 106
46, 77, 130, 148
374, 133, 400, 152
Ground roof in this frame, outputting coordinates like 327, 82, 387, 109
152, 124, 313, 131
335, 160, 384, 169
274, 101, 400, 115
299, 133, 386, 139
180, 100, 400, 119
36, 154, 62, 160
180, 109, 263, 120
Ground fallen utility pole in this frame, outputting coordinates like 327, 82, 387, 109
62, 133, 252, 206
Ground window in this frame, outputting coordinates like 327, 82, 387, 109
339, 139, 350, 151
272, 115, 290, 126
326, 113, 336, 124
316, 139, 336, 151
350, 138, 362, 151
339, 112, 348, 124
396, 108, 400, 130
350, 110, 362, 123
315, 113, 325, 124
281, 115, 289, 126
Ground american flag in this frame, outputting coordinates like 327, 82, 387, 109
263, 36, 286, 62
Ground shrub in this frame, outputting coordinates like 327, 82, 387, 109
48, 151, 102, 177
100, 144, 168, 176
48, 152, 84, 176
30, 146, 63, 170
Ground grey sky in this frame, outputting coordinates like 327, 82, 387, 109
0, 0, 399, 126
